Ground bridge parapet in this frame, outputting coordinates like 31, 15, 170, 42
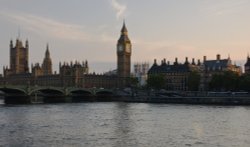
0, 85, 115, 96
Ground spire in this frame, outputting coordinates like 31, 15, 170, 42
121, 20, 128, 34
45, 43, 50, 58
18, 26, 21, 39
85, 60, 88, 68
25, 39, 29, 48
118, 21, 130, 43
10, 39, 13, 48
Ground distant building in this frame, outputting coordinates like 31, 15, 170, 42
42, 44, 53, 75
1, 22, 132, 88
3, 39, 29, 76
148, 54, 242, 91
202, 54, 242, 90
203, 54, 241, 75
117, 21, 132, 78
244, 55, 250, 74
31, 44, 54, 77
148, 57, 201, 91
133, 62, 149, 86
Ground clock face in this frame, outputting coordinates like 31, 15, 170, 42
126, 44, 131, 52
118, 45, 123, 52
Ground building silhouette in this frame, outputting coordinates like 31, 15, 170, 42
42, 44, 52, 75
133, 62, 149, 86
117, 21, 132, 78
245, 54, 250, 74
148, 57, 201, 91
4, 39, 29, 76
1, 23, 132, 88
148, 54, 242, 91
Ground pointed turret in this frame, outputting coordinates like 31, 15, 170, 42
45, 43, 50, 58
121, 20, 128, 35
42, 43, 52, 75
245, 53, 250, 74
118, 21, 130, 44
10, 39, 13, 49
25, 40, 29, 48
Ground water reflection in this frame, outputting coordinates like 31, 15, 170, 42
113, 103, 138, 146
0, 103, 250, 146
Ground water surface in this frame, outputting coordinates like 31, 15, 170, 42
0, 100, 250, 147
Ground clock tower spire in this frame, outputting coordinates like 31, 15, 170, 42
117, 21, 132, 78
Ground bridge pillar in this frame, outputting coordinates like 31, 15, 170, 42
4, 95, 31, 104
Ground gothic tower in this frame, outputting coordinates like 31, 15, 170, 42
9, 38, 29, 74
245, 54, 250, 74
42, 44, 52, 75
117, 21, 132, 77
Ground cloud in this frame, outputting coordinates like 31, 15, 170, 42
110, 0, 127, 19
204, 0, 249, 16
0, 10, 93, 42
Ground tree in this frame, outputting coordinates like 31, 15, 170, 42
187, 71, 201, 91
239, 74, 250, 91
223, 71, 239, 91
147, 74, 165, 90
209, 71, 240, 91
129, 77, 139, 87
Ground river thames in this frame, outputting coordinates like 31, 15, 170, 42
0, 100, 250, 147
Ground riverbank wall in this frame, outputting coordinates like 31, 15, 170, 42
119, 96, 250, 105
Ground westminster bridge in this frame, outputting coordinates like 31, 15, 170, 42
0, 85, 116, 104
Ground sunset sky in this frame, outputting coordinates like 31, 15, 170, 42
0, 0, 250, 73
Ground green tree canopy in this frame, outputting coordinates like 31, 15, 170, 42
147, 74, 165, 90
209, 71, 240, 91
239, 74, 250, 91
187, 71, 201, 91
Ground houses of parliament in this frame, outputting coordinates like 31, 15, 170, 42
0, 23, 132, 88
1, 21, 250, 91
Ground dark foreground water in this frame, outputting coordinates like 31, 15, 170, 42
0, 100, 250, 147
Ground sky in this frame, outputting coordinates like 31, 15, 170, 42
0, 0, 250, 74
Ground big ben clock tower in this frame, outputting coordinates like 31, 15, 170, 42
117, 21, 132, 78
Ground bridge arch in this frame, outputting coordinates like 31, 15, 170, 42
95, 89, 113, 95
29, 87, 64, 96
0, 87, 27, 95
69, 88, 94, 102
0, 87, 30, 104
95, 89, 114, 101
68, 88, 93, 95
30, 87, 65, 103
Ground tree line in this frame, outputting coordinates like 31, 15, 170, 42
147, 71, 250, 92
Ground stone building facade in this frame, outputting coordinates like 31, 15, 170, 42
148, 54, 242, 91
148, 57, 201, 91
202, 54, 242, 90
3, 39, 29, 76
117, 22, 131, 78
1, 23, 132, 88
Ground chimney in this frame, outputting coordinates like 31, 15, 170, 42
192, 58, 195, 65
217, 54, 221, 60
197, 59, 201, 66
175, 57, 178, 64
185, 57, 189, 64
167, 61, 170, 65
163, 58, 166, 64
203, 56, 207, 62
154, 59, 157, 65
